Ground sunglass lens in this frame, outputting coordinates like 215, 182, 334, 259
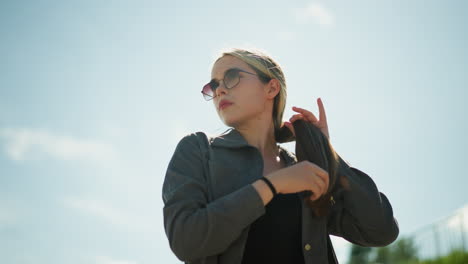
224, 69, 240, 89
202, 83, 214, 100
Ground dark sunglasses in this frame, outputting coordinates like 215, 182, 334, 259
201, 68, 258, 101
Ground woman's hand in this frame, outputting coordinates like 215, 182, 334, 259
267, 160, 329, 201
283, 97, 330, 140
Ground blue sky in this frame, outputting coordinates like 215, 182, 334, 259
1, 0, 467, 263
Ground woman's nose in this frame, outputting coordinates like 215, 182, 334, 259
214, 82, 228, 98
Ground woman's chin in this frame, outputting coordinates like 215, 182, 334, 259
220, 115, 240, 128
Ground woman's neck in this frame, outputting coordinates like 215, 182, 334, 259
235, 120, 279, 159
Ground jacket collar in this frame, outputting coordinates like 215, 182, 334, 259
210, 128, 251, 149
210, 128, 298, 165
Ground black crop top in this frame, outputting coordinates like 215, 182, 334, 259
241, 191, 305, 264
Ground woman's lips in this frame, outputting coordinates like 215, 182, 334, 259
219, 102, 233, 110
219, 100, 233, 110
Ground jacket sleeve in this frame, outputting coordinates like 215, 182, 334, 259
162, 133, 266, 262
327, 154, 399, 247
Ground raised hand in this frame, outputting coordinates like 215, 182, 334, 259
283, 97, 330, 140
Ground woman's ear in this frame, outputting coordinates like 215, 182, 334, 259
266, 79, 280, 99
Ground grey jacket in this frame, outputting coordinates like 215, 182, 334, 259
162, 128, 399, 263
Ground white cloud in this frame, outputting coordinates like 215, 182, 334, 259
446, 203, 468, 232
293, 3, 334, 26
63, 197, 154, 232
0, 127, 117, 164
95, 256, 137, 264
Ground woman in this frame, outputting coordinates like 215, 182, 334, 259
162, 48, 399, 264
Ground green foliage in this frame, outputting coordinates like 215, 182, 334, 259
390, 237, 419, 264
374, 246, 391, 263
347, 237, 468, 264
419, 249, 468, 264
349, 244, 372, 264
348, 237, 418, 264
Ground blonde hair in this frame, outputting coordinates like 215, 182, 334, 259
213, 47, 287, 141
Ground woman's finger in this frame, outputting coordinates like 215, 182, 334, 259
309, 178, 325, 201
319, 169, 330, 187
310, 191, 321, 201
310, 164, 329, 183
312, 174, 327, 196
283, 121, 295, 136
310, 167, 329, 192
289, 114, 303, 123
292, 106, 318, 123
317, 98, 327, 124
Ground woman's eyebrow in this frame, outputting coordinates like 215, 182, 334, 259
210, 67, 243, 82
